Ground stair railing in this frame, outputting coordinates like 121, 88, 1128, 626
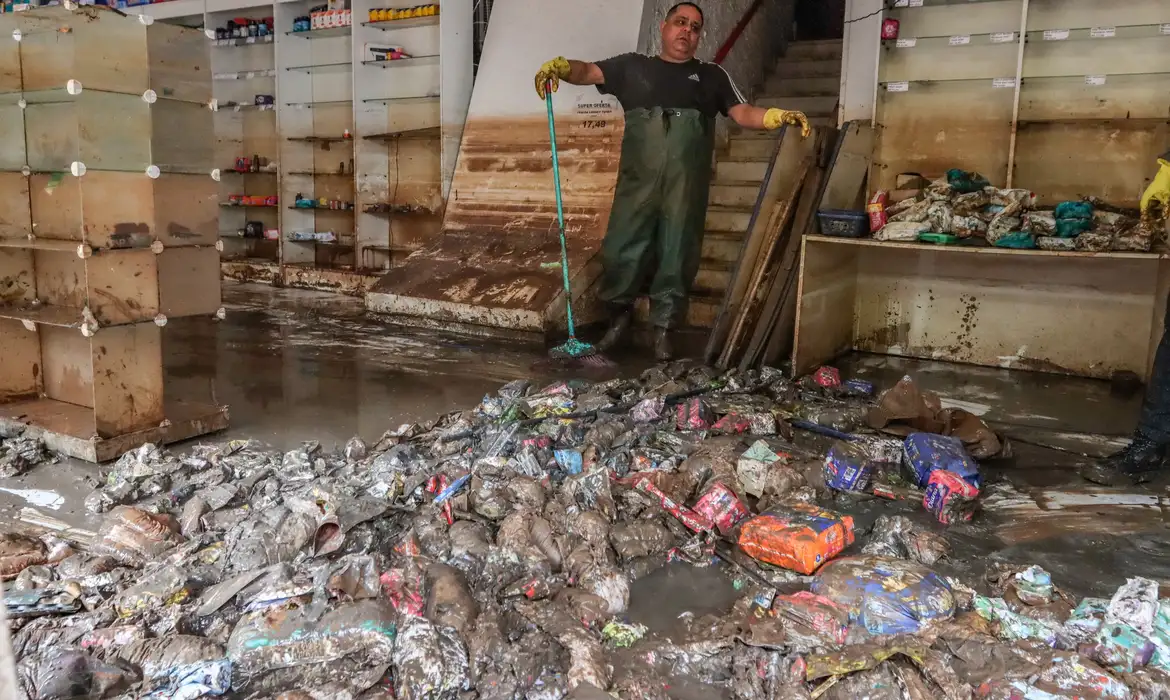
714, 0, 766, 65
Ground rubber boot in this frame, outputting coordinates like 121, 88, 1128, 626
1081, 433, 1169, 486
596, 312, 632, 353
653, 327, 673, 362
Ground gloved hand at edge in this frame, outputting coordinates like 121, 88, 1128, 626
535, 57, 572, 100
763, 108, 811, 138
1141, 155, 1170, 219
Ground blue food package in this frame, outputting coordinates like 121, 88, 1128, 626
554, 449, 583, 475
843, 379, 875, 396
823, 442, 873, 492
811, 555, 955, 636
903, 433, 979, 487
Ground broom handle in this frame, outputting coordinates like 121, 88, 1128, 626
545, 82, 577, 338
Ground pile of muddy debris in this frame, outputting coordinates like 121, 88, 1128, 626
1, 363, 1167, 699
873, 169, 1158, 252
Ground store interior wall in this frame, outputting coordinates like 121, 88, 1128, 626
839, 0, 881, 125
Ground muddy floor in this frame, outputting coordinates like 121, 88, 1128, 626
3, 282, 1169, 698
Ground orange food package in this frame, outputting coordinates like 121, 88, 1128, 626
737, 503, 855, 575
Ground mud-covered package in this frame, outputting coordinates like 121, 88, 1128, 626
812, 556, 955, 635
393, 615, 470, 700
923, 470, 979, 525
227, 600, 397, 693
737, 440, 788, 498
141, 659, 231, 700
974, 595, 1061, 645
903, 433, 979, 487
862, 515, 949, 566
90, 507, 184, 567
692, 483, 750, 535
737, 504, 855, 575
822, 442, 874, 493
675, 398, 713, 431
0, 533, 48, 581
0, 434, 51, 478
771, 591, 849, 646
18, 647, 140, 700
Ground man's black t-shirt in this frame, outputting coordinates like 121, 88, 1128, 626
594, 53, 747, 118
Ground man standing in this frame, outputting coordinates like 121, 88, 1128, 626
1084, 150, 1170, 485
534, 2, 811, 361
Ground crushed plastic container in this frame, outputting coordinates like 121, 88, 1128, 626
903, 433, 979, 487
737, 504, 855, 575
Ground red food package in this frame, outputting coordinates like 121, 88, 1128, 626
634, 476, 713, 533
881, 18, 900, 40
868, 191, 890, 233
693, 483, 750, 535
923, 470, 979, 525
813, 366, 841, 389
675, 397, 713, 431
713, 413, 751, 434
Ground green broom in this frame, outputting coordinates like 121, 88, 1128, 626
545, 82, 610, 366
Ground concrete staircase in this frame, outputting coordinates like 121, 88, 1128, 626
635, 39, 841, 329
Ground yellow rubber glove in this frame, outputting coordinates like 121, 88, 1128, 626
535, 57, 571, 100
763, 108, 811, 138
1140, 157, 1170, 218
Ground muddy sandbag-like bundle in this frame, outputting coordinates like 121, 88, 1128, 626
393, 615, 470, 700
0, 434, 51, 478
113, 635, 225, 682
17, 647, 140, 700
0, 533, 48, 581
228, 600, 398, 695
862, 515, 950, 566
90, 507, 184, 567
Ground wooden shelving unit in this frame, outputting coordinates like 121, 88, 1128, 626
208, 6, 280, 280
138, 0, 473, 295
277, 0, 359, 287
0, 5, 228, 462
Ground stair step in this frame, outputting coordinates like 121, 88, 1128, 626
709, 181, 762, 208
705, 204, 753, 233
772, 58, 841, 79
758, 95, 838, 116
703, 231, 746, 264
634, 293, 721, 329
784, 40, 844, 61
694, 264, 733, 296
728, 137, 775, 160
716, 159, 769, 182
761, 76, 840, 98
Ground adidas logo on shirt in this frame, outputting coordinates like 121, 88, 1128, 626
688, 73, 700, 82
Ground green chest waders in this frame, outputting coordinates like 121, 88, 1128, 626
598, 107, 715, 329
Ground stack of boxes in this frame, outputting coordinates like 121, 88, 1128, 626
0, 5, 228, 461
